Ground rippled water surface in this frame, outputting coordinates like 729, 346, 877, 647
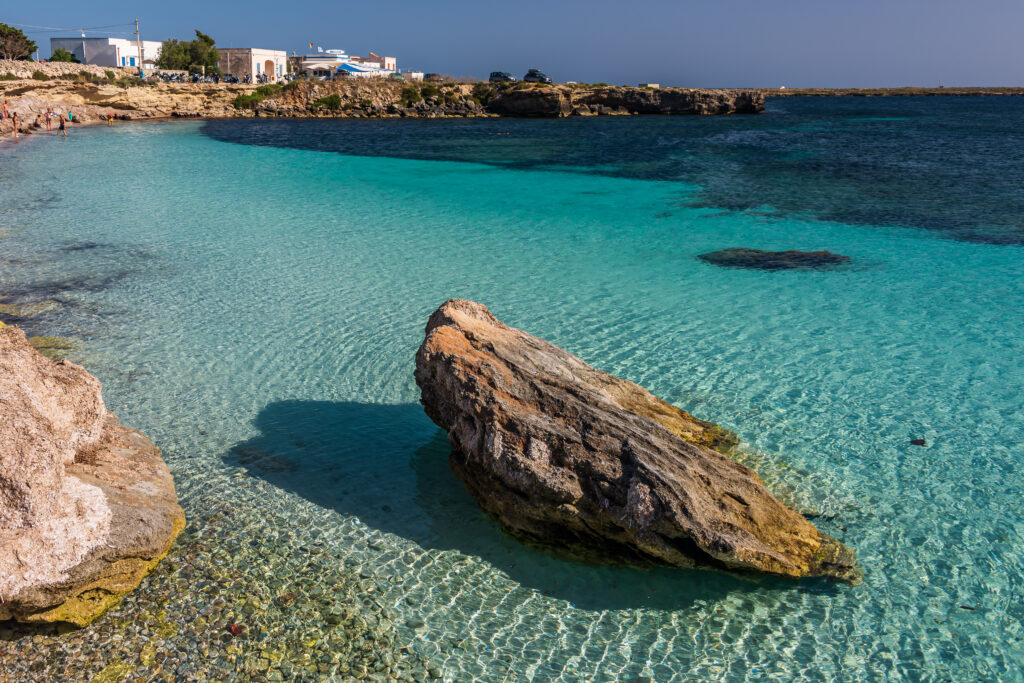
1, 98, 1023, 681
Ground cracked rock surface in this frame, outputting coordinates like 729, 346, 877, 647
0, 325, 184, 626
415, 299, 857, 582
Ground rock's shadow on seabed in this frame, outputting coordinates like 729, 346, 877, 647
225, 400, 834, 612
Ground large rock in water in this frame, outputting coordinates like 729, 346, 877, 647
415, 300, 857, 582
0, 325, 184, 626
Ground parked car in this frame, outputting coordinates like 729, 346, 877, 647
523, 69, 552, 84
489, 71, 517, 83
424, 73, 443, 82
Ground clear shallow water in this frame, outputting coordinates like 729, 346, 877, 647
1, 98, 1023, 681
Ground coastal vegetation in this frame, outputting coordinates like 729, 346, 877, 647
311, 93, 342, 111
48, 47, 79, 63
232, 83, 284, 109
0, 23, 36, 60
155, 30, 220, 75
399, 85, 421, 106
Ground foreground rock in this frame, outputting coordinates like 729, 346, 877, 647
415, 300, 857, 582
0, 326, 184, 626
698, 248, 851, 270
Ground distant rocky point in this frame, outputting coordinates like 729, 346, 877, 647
0, 325, 184, 626
415, 299, 858, 582
0, 64, 762, 134
699, 248, 852, 270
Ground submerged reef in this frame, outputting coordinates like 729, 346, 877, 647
0, 325, 184, 626
415, 299, 858, 582
698, 248, 852, 270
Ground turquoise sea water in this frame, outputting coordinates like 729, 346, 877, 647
1, 98, 1023, 681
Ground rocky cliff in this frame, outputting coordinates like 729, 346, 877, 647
0, 74, 762, 136
487, 85, 764, 116
415, 300, 857, 582
0, 325, 184, 625
254, 80, 764, 118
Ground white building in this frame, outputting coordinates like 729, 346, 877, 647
218, 48, 289, 81
49, 37, 162, 69
298, 49, 350, 77
350, 52, 396, 71
298, 49, 398, 79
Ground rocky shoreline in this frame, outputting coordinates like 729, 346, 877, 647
0, 67, 762, 136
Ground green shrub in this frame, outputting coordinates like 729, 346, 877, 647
343, 102, 355, 111
0, 73, 17, 81
471, 83, 496, 103
420, 84, 440, 99
31, 70, 50, 81
49, 48, 78, 63
359, 98, 372, 109
113, 77, 143, 88
232, 93, 260, 109
400, 85, 421, 106
254, 84, 281, 98
232, 84, 285, 110
105, 70, 116, 80
312, 93, 342, 111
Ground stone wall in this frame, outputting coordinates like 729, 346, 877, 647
0, 59, 135, 80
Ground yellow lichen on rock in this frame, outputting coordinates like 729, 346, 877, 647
20, 513, 185, 627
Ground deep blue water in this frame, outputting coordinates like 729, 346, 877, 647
1, 97, 1023, 681
204, 96, 1024, 245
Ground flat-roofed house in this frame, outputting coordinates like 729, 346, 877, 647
49, 37, 161, 69
349, 52, 396, 71
297, 49, 398, 79
218, 48, 289, 81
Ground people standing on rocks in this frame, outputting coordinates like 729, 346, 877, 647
1, 99, 8, 120
107, 114, 114, 126
58, 115, 67, 137
45, 110, 53, 132
11, 112, 18, 138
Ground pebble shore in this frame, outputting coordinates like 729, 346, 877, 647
0, 485, 439, 682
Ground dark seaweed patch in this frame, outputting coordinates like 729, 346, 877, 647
698, 248, 851, 271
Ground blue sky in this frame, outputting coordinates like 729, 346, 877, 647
7, 0, 1023, 86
